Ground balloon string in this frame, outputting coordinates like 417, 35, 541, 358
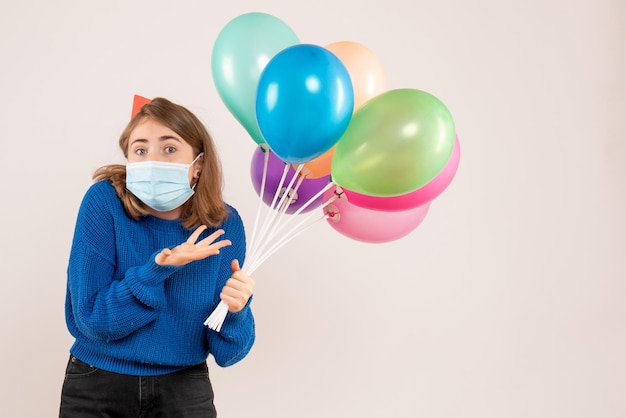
266, 166, 304, 241
247, 163, 289, 265
321, 189, 340, 208
266, 180, 336, 242
248, 145, 270, 253
205, 168, 338, 332
248, 183, 339, 274
248, 213, 330, 274
257, 199, 322, 266
203, 300, 229, 332
204, 210, 330, 333
252, 176, 336, 266
247, 164, 303, 269
293, 180, 336, 217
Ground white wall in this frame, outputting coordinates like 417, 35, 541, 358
1, 0, 625, 417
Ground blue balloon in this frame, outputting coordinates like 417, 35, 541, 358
256, 44, 354, 165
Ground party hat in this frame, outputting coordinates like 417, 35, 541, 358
131, 95, 151, 118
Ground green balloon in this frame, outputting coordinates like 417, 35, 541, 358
331, 88, 456, 196
211, 13, 300, 144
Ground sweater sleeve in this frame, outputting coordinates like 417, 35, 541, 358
205, 205, 256, 367
66, 182, 181, 342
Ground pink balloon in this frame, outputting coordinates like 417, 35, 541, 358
343, 135, 460, 212
251, 146, 330, 214
323, 188, 430, 243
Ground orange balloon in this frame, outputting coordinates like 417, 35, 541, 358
325, 41, 386, 110
294, 42, 386, 177
296, 146, 335, 179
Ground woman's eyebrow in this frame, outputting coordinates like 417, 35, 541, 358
159, 135, 182, 142
129, 138, 148, 146
129, 136, 181, 145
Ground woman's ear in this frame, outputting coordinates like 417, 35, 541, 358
193, 153, 204, 178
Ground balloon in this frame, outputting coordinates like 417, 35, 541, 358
331, 88, 456, 197
323, 187, 430, 243
343, 135, 461, 211
251, 146, 330, 214
212, 13, 299, 145
256, 44, 354, 165
325, 41, 386, 110
293, 41, 385, 178
297, 145, 335, 179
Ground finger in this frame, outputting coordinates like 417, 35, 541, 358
224, 277, 246, 292
225, 275, 255, 296
192, 239, 231, 261
220, 293, 243, 312
196, 229, 226, 246
187, 225, 208, 244
230, 270, 255, 291
231, 259, 240, 273
208, 239, 232, 251
220, 288, 250, 312
154, 248, 172, 266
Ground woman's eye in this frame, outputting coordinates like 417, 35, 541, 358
165, 146, 177, 154
134, 148, 146, 155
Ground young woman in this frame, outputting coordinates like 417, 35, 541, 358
60, 97, 255, 417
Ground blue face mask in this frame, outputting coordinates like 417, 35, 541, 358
126, 154, 203, 212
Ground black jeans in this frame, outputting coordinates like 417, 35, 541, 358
59, 355, 217, 417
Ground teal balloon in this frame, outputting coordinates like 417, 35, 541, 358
211, 13, 299, 145
331, 88, 456, 196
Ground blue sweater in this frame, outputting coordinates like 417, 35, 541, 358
65, 180, 255, 375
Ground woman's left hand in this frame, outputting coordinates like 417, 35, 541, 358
155, 225, 231, 267
221, 260, 255, 312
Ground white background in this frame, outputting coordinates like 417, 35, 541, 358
1, 0, 625, 417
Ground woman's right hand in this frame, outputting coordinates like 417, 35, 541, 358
155, 225, 232, 266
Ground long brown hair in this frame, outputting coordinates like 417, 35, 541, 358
93, 97, 228, 229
